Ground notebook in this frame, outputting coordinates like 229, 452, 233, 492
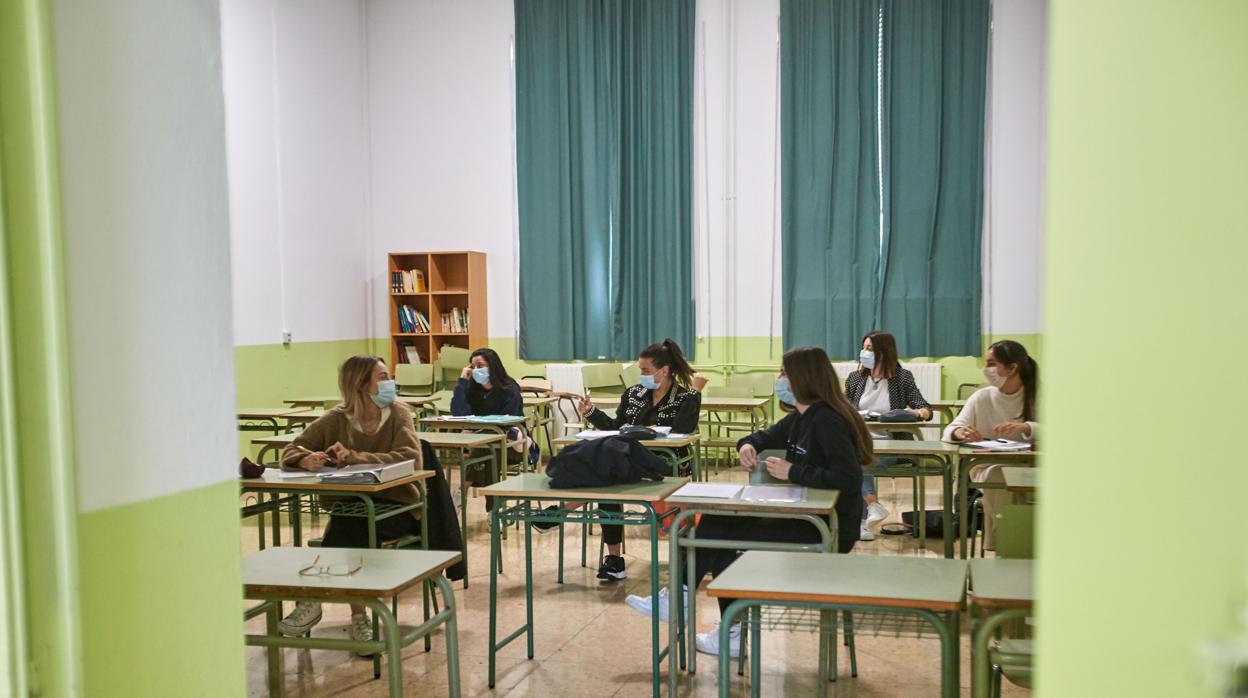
318, 459, 416, 485
966, 439, 1032, 452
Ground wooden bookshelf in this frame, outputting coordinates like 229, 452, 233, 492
388, 251, 488, 369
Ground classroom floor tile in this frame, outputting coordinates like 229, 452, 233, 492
243, 472, 1030, 696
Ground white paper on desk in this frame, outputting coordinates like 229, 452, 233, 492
437, 415, 476, 421
741, 486, 807, 503
651, 426, 672, 435
267, 470, 320, 480
966, 439, 1031, 451
672, 483, 742, 499
664, 432, 689, 439
576, 430, 619, 440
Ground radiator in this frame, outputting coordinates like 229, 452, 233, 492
544, 363, 617, 436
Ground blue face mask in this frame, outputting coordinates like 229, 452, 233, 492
371, 379, 397, 408
775, 376, 796, 406
859, 349, 876, 370
639, 373, 660, 391
471, 367, 490, 385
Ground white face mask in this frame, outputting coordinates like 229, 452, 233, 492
859, 349, 876, 370
983, 366, 1007, 389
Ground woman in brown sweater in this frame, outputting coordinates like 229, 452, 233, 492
276, 355, 423, 651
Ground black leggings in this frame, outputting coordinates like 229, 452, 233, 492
600, 503, 624, 545
683, 514, 852, 615
321, 504, 420, 548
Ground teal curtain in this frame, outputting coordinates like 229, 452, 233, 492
781, 0, 882, 356
878, 0, 988, 356
781, 0, 988, 359
515, 0, 695, 360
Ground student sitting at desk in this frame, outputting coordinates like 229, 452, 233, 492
844, 330, 932, 540
942, 340, 1039, 551
276, 355, 422, 651
451, 347, 529, 486
625, 346, 871, 658
574, 338, 702, 582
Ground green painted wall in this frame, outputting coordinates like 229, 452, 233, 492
1038, 2, 1248, 696
78, 480, 244, 697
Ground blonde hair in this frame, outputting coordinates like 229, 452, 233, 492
338, 355, 386, 424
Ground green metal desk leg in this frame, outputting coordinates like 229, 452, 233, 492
487, 503, 501, 688
750, 606, 762, 698
958, 458, 971, 559
941, 456, 955, 558
363, 598, 403, 696
524, 508, 535, 659
556, 520, 565, 584
459, 462, 470, 589
939, 609, 961, 698
972, 608, 1028, 698
818, 610, 831, 693
265, 601, 282, 697
825, 608, 837, 683
645, 503, 663, 698
718, 600, 752, 698
433, 574, 463, 698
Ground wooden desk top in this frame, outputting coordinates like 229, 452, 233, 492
666, 485, 839, 515
1002, 467, 1037, 493
240, 470, 435, 493
552, 433, 701, 450
969, 558, 1034, 609
283, 409, 328, 423
928, 400, 966, 409
865, 421, 933, 432
522, 396, 557, 407
958, 447, 1039, 461
238, 407, 311, 419
872, 440, 963, 457
398, 395, 439, 406
479, 473, 688, 502
242, 546, 461, 598
251, 433, 299, 447
707, 551, 969, 612
283, 396, 341, 407
419, 431, 504, 448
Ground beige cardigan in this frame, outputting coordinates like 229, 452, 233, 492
282, 400, 424, 504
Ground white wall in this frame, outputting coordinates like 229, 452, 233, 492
224, 0, 1048, 349
221, 0, 371, 347
54, 0, 237, 511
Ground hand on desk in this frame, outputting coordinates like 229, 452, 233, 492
325, 442, 350, 463
738, 443, 758, 470
300, 452, 332, 471
955, 426, 984, 442
992, 422, 1029, 440
764, 456, 792, 481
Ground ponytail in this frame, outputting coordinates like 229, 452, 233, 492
639, 338, 695, 388
988, 340, 1039, 422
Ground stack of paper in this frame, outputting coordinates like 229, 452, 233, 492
966, 439, 1032, 451
671, 483, 743, 499
741, 486, 807, 503
576, 430, 620, 440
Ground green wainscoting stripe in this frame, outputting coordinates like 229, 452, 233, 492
78, 480, 244, 697
234, 338, 371, 408
1038, 2, 1248, 696
0, 0, 82, 694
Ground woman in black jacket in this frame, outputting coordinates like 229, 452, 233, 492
572, 339, 702, 582
624, 346, 873, 658
843, 331, 931, 539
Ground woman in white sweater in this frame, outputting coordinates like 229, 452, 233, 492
943, 340, 1038, 550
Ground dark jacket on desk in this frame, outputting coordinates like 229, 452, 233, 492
546, 436, 671, 488
451, 378, 523, 417
737, 402, 864, 553
587, 384, 701, 433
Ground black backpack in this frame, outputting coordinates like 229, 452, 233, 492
546, 435, 671, 488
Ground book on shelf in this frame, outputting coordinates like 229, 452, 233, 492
397, 305, 430, 333
403, 345, 421, 364
446, 307, 468, 333
390, 269, 427, 294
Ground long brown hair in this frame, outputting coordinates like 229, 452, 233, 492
987, 340, 1038, 422
783, 346, 874, 466
339, 355, 385, 424
859, 330, 900, 379
639, 338, 695, 388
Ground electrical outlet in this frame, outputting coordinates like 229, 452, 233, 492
282, 331, 292, 345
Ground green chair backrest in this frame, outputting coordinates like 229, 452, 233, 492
704, 385, 753, 398
749, 449, 787, 484
620, 362, 641, 388
582, 363, 625, 392
995, 504, 1036, 559
729, 371, 777, 398
395, 363, 434, 395
437, 345, 473, 385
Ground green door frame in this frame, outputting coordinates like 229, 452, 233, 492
0, 0, 84, 695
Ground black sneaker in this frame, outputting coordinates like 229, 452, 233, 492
596, 555, 627, 582
532, 505, 559, 534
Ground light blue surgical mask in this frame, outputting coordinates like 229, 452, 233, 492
775, 376, 796, 406
859, 349, 876, 370
371, 379, 397, 408
472, 367, 490, 385
639, 374, 660, 391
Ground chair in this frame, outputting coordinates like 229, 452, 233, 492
437, 345, 473, 388
958, 382, 985, 400
619, 362, 640, 388
994, 504, 1035, 560
395, 363, 435, 397
986, 505, 1035, 694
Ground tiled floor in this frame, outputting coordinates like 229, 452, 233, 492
243, 471, 1030, 697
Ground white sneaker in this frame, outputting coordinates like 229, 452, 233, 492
866, 501, 890, 525
695, 623, 741, 658
277, 601, 322, 636
350, 612, 375, 657
859, 522, 876, 541
624, 586, 689, 624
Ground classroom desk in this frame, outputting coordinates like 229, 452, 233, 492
282, 395, 342, 409
522, 395, 558, 454
928, 400, 965, 425
970, 559, 1034, 698
956, 448, 1039, 558
1002, 466, 1037, 503
418, 431, 504, 588
871, 440, 963, 558
480, 474, 687, 697
243, 547, 462, 697
240, 470, 434, 550
237, 407, 312, 434
420, 414, 531, 475
708, 551, 969, 698
663, 484, 840, 692
864, 420, 934, 436
551, 433, 703, 481
282, 408, 328, 427
252, 433, 298, 464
